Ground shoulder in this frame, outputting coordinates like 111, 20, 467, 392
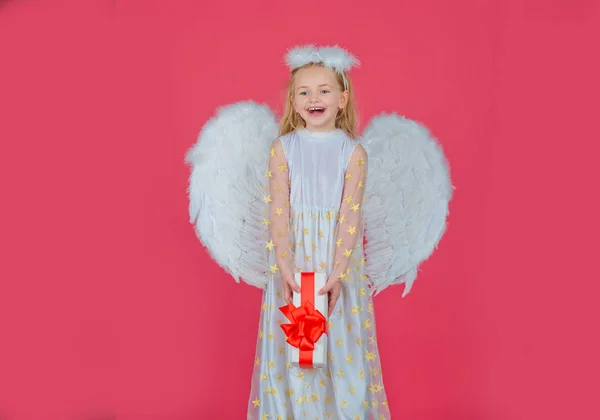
350, 142, 367, 162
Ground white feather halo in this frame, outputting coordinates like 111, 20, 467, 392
284, 44, 359, 75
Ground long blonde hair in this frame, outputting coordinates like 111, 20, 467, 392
279, 63, 358, 139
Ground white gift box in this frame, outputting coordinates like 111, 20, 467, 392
284, 272, 329, 369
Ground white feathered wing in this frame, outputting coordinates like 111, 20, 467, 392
361, 114, 453, 296
185, 101, 278, 288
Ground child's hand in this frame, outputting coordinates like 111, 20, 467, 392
281, 265, 300, 305
318, 277, 342, 317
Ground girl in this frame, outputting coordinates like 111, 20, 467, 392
185, 45, 452, 420
247, 55, 389, 419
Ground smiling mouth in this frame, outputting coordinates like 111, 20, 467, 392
307, 106, 326, 115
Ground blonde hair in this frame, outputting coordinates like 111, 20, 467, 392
279, 63, 358, 139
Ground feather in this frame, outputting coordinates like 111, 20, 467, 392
185, 101, 278, 288
361, 114, 453, 296
284, 44, 359, 74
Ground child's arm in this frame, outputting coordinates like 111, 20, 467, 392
325, 144, 368, 285
267, 138, 297, 296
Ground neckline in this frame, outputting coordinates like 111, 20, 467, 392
296, 128, 344, 140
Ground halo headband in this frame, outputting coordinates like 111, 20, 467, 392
284, 45, 359, 90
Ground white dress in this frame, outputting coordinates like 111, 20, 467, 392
247, 128, 391, 419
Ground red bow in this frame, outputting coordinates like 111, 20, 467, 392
280, 300, 326, 351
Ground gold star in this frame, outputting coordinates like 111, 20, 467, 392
337, 272, 346, 281
356, 337, 362, 346
344, 195, 353, 203
297, 371, 304, 379
328, 320, 333, 329
263, 195, 272, 204
347, 225, 356, 235
252, 397, 261, 407
358, 180, 364, 188
345, 172, 352, 180
336, 338, 342, 346
311, 392, 319, 401
351, 203, 360, 212
359, 369, 365, 379
318, 230, 324, 238
346, 322, 352, 331
363, 319, 372, 329
352, 305, 361, 315
261, 373, 267, 381
286, 388, 293, 396
341, 399, 348, 408
369, 336, 377, 345
268, 360, 274, 368
303, 227, 309, 234
270, 148, 277, 157
320, 379, 326, 387
336, 238, 343, 247
265, 387, 272, 394
319, 262, 326, 270
344, 249, 352, 258
265, 240, 275, 250
305, 255, 311, 262
362, 400, 370, 408
255, 357, 260, 366
298, 240, 304, 247
274, 184, 282, 193
383, 400, 389, 407
304, 396, 310, 403
312, 241, 317, 251
278, 164, 287, 172
268, 264, 279, 274
359, 288, 366, 297
259, 329, 264, 339
275, 208, 283, 216
325, 396, 332, 404
296, 396, 303, 404
338, 215, 346, 224
346, 354, 354, 364
356, 157, 365, 165
365, 351, 376, 361
268, 332, 273, 340
265, 170, 272, 178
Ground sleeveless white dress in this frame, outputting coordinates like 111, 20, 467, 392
247, 128, 391, 420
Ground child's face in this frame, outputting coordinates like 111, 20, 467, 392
293, 66, 349, 132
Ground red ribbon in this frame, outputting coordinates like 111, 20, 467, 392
279, 272, 327, 368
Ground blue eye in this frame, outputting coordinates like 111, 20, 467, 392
299, 92, 307, 95
321, 90, 329, 94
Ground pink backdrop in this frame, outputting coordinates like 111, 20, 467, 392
1, 0, 599, 419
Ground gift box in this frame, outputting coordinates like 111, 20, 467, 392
279, 272, 329, 369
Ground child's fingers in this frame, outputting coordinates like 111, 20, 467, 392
288, 277, 300, 293
283, 283, 292, 305
328, 291, 340, 317
318, 278, 337, 295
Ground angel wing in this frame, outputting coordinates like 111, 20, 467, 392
361, 113, 453, 296
185, 100, 278, 288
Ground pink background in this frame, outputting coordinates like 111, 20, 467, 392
1, 0, 599, 419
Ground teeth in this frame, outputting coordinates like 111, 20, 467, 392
308, 107, 324, 111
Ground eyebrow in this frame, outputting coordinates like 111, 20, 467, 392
296, 84, 333, 90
